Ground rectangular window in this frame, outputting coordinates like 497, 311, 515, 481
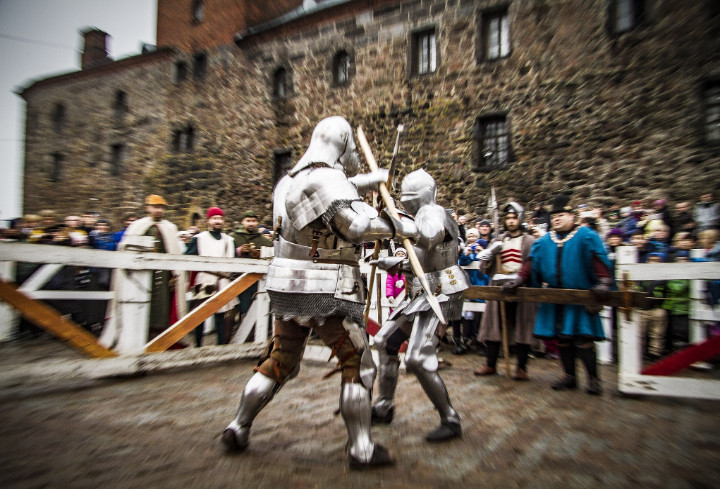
610, 0, 644, 34
705, 82, 720, 144
475, 116, 511, 169
273, 150, 292, 185
114, 91, 128, 118
111, 144, 124, 176
410, 28, 437, 76
193, 52, 207, 80
484, 9, 510, 60
52, 103, 66, 132
51, 153, 64, 182
174, 61, 187, 84
418, 30, 436, 75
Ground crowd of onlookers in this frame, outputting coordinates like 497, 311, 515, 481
2, 191, 719, 358
445, 192, 720, 362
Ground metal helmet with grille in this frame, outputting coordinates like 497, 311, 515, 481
289, 116, 361, 177
400, 169, 436, 215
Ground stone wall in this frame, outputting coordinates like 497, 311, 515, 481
21, 0, 720, 229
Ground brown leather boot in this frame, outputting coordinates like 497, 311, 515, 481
474, 366, 497, 376
512, 368, 529, 381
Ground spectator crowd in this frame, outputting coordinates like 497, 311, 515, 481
2, 190, 719, 362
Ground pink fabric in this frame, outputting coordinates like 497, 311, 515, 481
386, 273, 405, 299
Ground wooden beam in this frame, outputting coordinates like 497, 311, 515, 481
462, 286, 649, 308
145, 273, 262, 353
0, 278, 117, 358
0, 242, 270, 274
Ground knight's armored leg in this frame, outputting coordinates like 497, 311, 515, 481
405, 312, 461, 442
314, 316, 394, 469
371, 347, 402, 424
340, 381, 392, 468
222, 318, 307, 451
222, 372, 279, 451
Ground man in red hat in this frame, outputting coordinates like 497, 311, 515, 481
185, 207, 238, 346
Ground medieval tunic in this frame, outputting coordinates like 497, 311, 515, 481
525, 225, 611, 340
478, 232, 537, 344
98, 217, 188, 352
191, 230, 238, 313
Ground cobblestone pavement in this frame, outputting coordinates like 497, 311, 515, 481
1, 337, 719, 489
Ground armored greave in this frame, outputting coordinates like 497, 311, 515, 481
373, 349, 401, 418
405, 312, 460, 425
225, 372, 279, 449
340, 382, 375, 463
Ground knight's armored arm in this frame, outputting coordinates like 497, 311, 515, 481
348, 169, 390, 194
370, 257, 407, 271
476, 241, 502, 262
330, 206, 395, 243
378, 209, 419, 242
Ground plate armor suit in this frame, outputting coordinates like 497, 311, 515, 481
371, 169, 469, 442
222, 116, 395, 468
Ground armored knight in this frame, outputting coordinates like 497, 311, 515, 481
371, 169, 468, 442
221, 116, 396, 469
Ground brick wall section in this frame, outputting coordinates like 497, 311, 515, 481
156, 0, 302, 54
20, 0, 720, 229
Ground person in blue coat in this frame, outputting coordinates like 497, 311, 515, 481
502, 193, 613, 395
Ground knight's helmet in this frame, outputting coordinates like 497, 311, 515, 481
502, 201, 525, 222
289, 116, 361, 177
400, 169, 437, 215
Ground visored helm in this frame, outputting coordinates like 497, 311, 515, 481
503, 201, 524, 222
400, 169, 436, 215
290, 116, 361, 177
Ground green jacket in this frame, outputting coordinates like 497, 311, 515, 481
232, 228, 272, 258
662, 279, 690, 316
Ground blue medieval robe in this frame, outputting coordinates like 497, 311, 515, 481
529, 226, 611, 340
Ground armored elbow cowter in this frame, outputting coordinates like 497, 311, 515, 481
348, 169, 389, 194
332, 206, 394, 243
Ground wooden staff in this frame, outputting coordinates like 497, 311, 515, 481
376, 272, 383, 326
363, 124, 404, 325
357, 126, 445, 323
496, 254, 512, 378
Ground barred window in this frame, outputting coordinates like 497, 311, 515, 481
474, 115, 512, 169
172, 126, 195, 153
333, 50, 351, 86
273, 67, 289, 99
483, 9, 510, 60
411, 28, 437, 76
